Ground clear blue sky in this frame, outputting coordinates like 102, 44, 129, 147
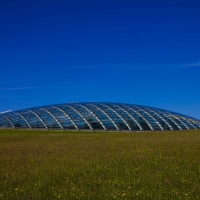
0, 0, 200, 119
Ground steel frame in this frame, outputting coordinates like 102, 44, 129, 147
0, 103, 199, 131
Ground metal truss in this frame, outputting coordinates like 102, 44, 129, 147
65, 105, 93, 130
4, 115, 15, 128
100, 103, 131, 130
0, 102, 200, 131
88, 103, 119, 130
188, 119, 200, 129
41, 108, 63, 129
122, 105, 154, 130
144, 108, 173, 130
28, 109, 48, 129
76, 104, 107, 130
112, 104, 143, 130
52, 106, 79, 130
179, 116, 197, 129
153, 109, 182, 130
133, 106, 164, 130
17, 112, 32, 129
166, 113, 189, 130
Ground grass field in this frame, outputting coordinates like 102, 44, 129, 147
0, 129, 200, 199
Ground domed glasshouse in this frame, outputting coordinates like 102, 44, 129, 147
0, 102, 200, 131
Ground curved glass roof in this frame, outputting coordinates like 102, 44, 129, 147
0, 102, 200, 131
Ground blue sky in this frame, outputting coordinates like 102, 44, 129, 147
0, 0, 200, 119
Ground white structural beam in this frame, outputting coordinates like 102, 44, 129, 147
144, 108, 173, 130
101, 103, 131, 130
114, 104, 143, 130
17, 112, 32, 129
154, 109, 182, 130
187, 119, 200, 128
123, 105, 154, 130
29, 110, 48, 129
179, 117, 197, 129
4, 115, 15, 128
133, 106, 163, 130
167, 113, 189, 130
77, 104, 107, 130
52, 106, 79, 130
88, 104, 119, 130
192, 120, 200, 128
41, 108, 63, 129
66, 105, 93, 130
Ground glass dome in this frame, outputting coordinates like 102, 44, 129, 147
0, 102, 199, 131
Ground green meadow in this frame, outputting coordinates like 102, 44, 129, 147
0, 129, 199, 200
